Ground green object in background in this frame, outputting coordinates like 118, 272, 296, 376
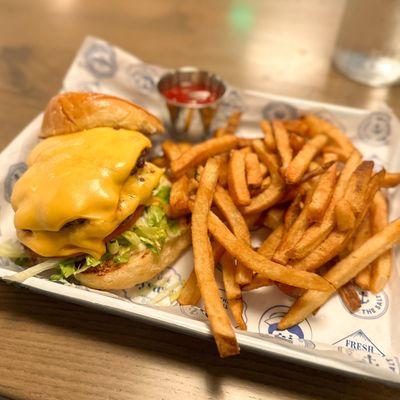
229, 2, 254, 33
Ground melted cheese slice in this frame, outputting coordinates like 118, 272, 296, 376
11, 127, 163, 258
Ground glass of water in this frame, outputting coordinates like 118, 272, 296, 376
333, 0, 400, 87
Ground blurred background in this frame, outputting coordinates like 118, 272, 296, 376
2, 0, 400, 144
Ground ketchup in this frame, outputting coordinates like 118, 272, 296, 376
163, 83, 219, 105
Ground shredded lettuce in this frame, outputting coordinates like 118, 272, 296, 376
0, 239, 26, 258
154, 185, 171, 204
7, 258, 63, 282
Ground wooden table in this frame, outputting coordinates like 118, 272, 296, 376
1, 1, 400, 399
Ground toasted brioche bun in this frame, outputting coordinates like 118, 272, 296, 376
75, 225, 191, 290
41, 92, 164, 138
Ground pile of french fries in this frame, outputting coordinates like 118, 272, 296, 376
153, 112, 400, 357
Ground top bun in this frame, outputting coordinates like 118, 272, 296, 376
40, 92, 164, 138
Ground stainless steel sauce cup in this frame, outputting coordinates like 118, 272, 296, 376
157, 67, 226, 142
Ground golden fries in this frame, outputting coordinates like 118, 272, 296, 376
285, 135, 328, 184
335, 199, 356, 232
178, 269, 201, 306
260, 120, 276, 151
169, 175, 190, 217
192, 157, 239, 357
263, 207, 285, 230
339, 283, 361, 313
370, 191, 392, 293
354, 213, 372, 290
214, 185, 252, 285
243, 140, 284, 214
289, 132, 305, 154
382, 172, 400, 188
272, 120, 293, 170
221, 252, 241, 300
289, 151, 362, 260
162, 140, 182, 162
245, 153, 263, 189
208, 211, 332, 291
153, 109, 400, 357
171, 136, 238, 177
228, 150, 251, 206
307, 163, 337, 223
279, 219, 400, 329
304, 114, 354, 157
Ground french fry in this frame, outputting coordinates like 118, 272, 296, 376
273, 190, 313, 265
344, 161, 374, 216
279, 218, 400, 329
217, 154, 229, 188
242, 275, 273, 291
307, 163, 337, 223
354, 213, 372, 290
221, 252, 241, 300
178, 142, 191, 153
283, 119, 309, 135
335, 199, 356, 231
292, 170, 383, 272
322, 146, 349, 162
289, 132, 305, 154
237, 137, 253, 148
243, 141, 285, 214
260, 120, 276, 151
284, 194, 302, 230
228, 150, 251, 206
213, 185, 253, 285
258, 224, 285, 259
245, 212, 263, 230
370, 191, 392, 293
225, 111, 242, 135
239, 146, 253, 155
322, 152, 339, 164
339, 283, 361, 313
263, 207, 285, 229
208, 211, 333, 291
288, 151, 362, 260
272, 120, 293, 169
214, 127, 226, 138
162, 140, 182, 162
178, 269, 201, 306
228, 298, 247, 330
304, 114, 354, 157
245, 153, 263, 189
169, 175, 190, 217
213, 240, 225, 264
171, 136, 238, 177
300, 161, 335, 183
192, 157, 239, 357
285, 135, 328, 184
151, 156, 168, 168
382, 172, 400, 188
259, 162, 268, 178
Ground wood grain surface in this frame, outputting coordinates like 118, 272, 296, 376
1, 1, 400, 399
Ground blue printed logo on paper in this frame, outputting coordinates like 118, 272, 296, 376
83, 41, 117, 78
333, 329, 384, 356
128, 65, 156, 94
4, 162, 27, 202
262, 101, 299, 121
358, 112, 391, 145
340, 287, 388, 319
258, 305, 313, 343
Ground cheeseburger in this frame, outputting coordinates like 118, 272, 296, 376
9, 92, 190, 289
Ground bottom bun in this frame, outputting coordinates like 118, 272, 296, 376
76, 228, 191, 290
